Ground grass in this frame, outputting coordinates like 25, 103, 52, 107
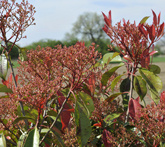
152, 57, 165, 62
12, 60, 20, 68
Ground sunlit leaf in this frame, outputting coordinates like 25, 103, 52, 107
134, 76, 147, 101
13, 116, 35, 125
24, 127, 40, 147
0, 133, 6, 147
140, 16, 150, 24
78, 91, 94, 117
0, 84, 13, 93
101, 63, 124, 86
75, 102, 92, 147
105, 92, 123, 103
139, 68, 162, 104
149, 64, 161, 74
0, 54, 8, 80
102, 52, 121, 65
111, 74, 124, 92
17, 132, 28, 147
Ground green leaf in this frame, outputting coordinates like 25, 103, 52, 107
139, 68, 162, 104
40, 128, 53, 134
105, 92, 123, 103
33, 127, 40, 147
0, 133, 6, 147
0, 84, 13, 93
134, 76, 147, 101
51, 129, 65, 147
102, 52, 121, 65
13, 116, 35, 125
104, 113, 121, 126
0, 54, 8, 80
78, 92, 94, 117
101, 63, 124, 86
149, 64, 161, 74
120, 78, 130, 110
76, 102, 92, 147
111, 74, 124, 92
120, 77, 130, 92
24, 127, 40, 147
140, 16, 150, 24
17, 132, 28, 147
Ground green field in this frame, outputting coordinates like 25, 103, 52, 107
152, 57, 165, 62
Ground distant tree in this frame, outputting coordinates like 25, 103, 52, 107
24, 39, 63, 50
67, 12, 106, 44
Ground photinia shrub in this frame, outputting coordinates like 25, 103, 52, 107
0, 2, 165, 146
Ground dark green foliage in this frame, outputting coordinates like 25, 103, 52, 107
0, 43, 19, 59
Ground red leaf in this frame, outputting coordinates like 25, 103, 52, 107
93, 122, 102, 128
103, 25, 108, 33
102, 129, 113, 147
102, 12, 111, 27
57, 91, 72, 130
139, 24, 148, 38
152, 10, 157, 26
88, 72, 95, 95
158, 12, 161, 24
108, 10, 112, 24
129, 97, 142, 120
151, 24, 155, 41
158, 22, 164, 38
160, 91, 165, 103
149, 50, 158, 56
145, 25, 152, 41
15, 74, 18, 84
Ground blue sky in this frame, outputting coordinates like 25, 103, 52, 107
17, 0, 165, 47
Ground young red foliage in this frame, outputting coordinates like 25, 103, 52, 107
102, 10, 164, 70
57, 91, 73, 131
128, 97, 142, 120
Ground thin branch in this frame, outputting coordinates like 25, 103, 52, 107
39, 90, 71, 145
125, 64, 134, 123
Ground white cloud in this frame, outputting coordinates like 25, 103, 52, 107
17, 0, 165, 46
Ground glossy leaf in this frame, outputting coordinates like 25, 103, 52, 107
102, 129, 112, 147
158, 22, 165, 37
140, 16, 150, 24
149, 64, 161, 74
104, 113, 121, 126
134, 76, 147, 101
13, 116, 35, 125
78, 91, 94, 117
0, 133, 6, 147
120, 77, 130, 110
17, 132, 28, 147
139, 68, 162, 93
105, 92, 123, 103
152, 10, 157, 26
102, 52, 121, 65
51, 129, 65, 147
101, 63, 124, 86
139, 68, 162, 104
57, 91, 72, 130
24, 127, 40, 147
129, 97, 142, 120
75, 102, 92, 147
111, 74, 124, 92
0, 84, 13, 93
0, 54, 8, 80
